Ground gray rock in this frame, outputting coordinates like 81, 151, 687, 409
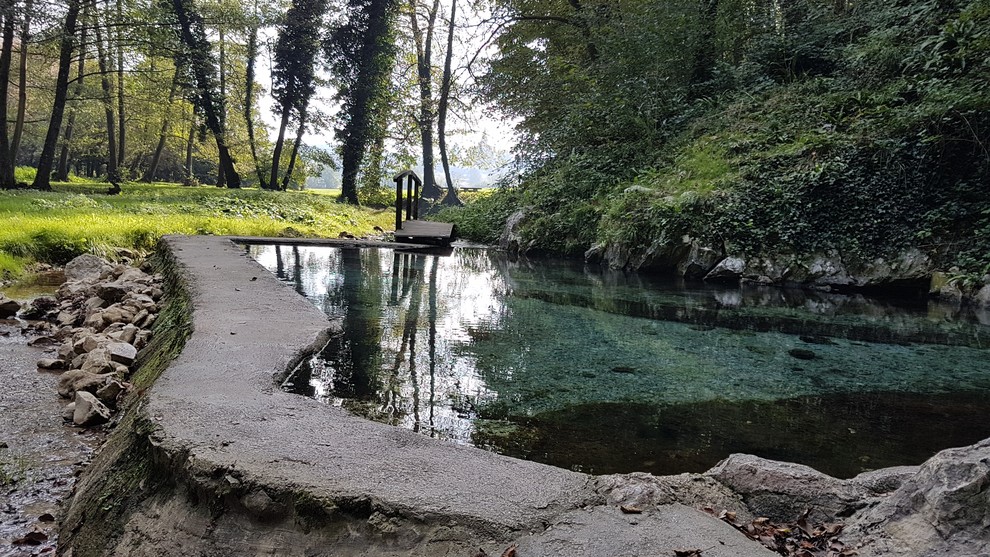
96, 380, 126, 408
62, 402, 76, 421
80, 348, 115, 375
64, 254, 113, 282
73, 391, 111, 426
20, 296, 57, 319
83, 296, 107, 312
240, 489, 285, 522
803, 252, 853, 287
845, 439, 990, 556
0, 295, 22, 318
57, 370, 112, 398
107, 342, 137, 366
499, 208, 530, 253
37, 358, 66, 370
678, 241, 723, 279
595, 472, 750, 519
82, 311, 106, 331
974, 284, 990, 308
706, 453, 869, 522
56, 309, 80, 327
81, 334, 106, 354
57, 340, 76, 360
108, 324, 139, 345
704, 257, 746, 283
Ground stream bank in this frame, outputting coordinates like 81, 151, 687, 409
56, 235, 989, 556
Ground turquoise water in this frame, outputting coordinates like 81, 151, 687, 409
247, 244, 990, 478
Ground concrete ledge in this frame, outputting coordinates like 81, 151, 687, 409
61, 236, 776, 556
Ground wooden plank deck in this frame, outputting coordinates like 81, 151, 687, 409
393, 220, 456, 246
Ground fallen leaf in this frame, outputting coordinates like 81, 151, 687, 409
500, 543, 518, 557
673, 549, 702, 557
620, 505, 644, 514
38, 513, 56, 522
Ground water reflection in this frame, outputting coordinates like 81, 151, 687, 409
247, 244, 990, 478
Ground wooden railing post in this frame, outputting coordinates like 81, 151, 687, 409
412, 175, 421, 220
394, 174, 404, 231
405, 176, 413, 221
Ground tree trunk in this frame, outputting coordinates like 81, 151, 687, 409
115, 0, 125, 172
168, 0, 240, 188
408, 0, 443, 202
143, 65, 180, 182
280, 108, 307, 191
95, 18, 120, 192
437, 0, 461, 206
269, 108, 290, 191
184, 117, 195, 181
32, 0, 82, 191
0, 2, 16, 188
244, 21, 269, 189
10, 0, 32, 165
216, 26, 226, 187
57, 2, 88, 182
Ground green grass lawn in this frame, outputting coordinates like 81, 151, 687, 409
0, 181, 393, 278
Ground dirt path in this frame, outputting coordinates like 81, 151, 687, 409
0, 319, 101, 557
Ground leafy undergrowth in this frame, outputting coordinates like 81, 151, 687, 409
0, 181, 393, 272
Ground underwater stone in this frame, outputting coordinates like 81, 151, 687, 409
788, 348, 816, 360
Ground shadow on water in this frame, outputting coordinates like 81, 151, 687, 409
250, 244, 990, 478
473, 391, 990, 479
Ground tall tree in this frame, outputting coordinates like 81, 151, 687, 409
95, 13, 121, 190
10, 0, 32, 163
32, 0, 84, 191
0, 0, 16, 188
164, 0, 241, 188
269, 0, 326, 190
329, 0, 399, 204
243, 9, 267, 188
407, 0, 442, 201
436, 0, 460, 205
142, 65, 181, 182
56, 1, 90, 182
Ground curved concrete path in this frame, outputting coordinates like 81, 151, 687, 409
68, 235, 775, 556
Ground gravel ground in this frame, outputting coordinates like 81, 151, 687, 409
0, 319, 101, 557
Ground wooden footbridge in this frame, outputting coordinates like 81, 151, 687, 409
392, 170, 456, 246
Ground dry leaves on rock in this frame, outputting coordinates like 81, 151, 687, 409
704, 507, 856, 557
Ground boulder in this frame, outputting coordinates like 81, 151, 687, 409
19, 296, 58, 320
57, 340, 76, 360
64, 254, 112, 282
704, 257, 746, 283
499, 208, 531, 253
108, 324, 139, 345
802, 252, 854, 288
82, 296, 107, 313
82, 311, 106, 331
96, 380, 126, 408
677, 241, 723, 280
80, 348, 115, 375
845, 439, 990, 556
107, 342, 137, 366
37, 358, 66, 370
974, 284, 990, 308
57, 370, 112, 398
73, 391, 111, 426
0, 295, 21, 318
62, 402, 76, 422
706, 453, 869, 522
56, 310, 81, 327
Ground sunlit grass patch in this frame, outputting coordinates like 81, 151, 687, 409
0, 181, 393, 273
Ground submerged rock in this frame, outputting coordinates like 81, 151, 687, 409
787, 348, 816, 360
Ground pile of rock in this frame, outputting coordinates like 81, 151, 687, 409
24, 254, 163, 427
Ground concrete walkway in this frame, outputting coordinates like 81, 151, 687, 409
66, 236, 775, 556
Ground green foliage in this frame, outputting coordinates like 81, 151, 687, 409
432, 188, 522, 244
479, 0, 990, 273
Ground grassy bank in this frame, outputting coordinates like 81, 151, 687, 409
0, 181, 393, 277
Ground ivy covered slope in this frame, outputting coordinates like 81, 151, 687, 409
456, 0, 990, 291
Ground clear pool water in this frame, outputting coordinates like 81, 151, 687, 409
247, 244, 990, 478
